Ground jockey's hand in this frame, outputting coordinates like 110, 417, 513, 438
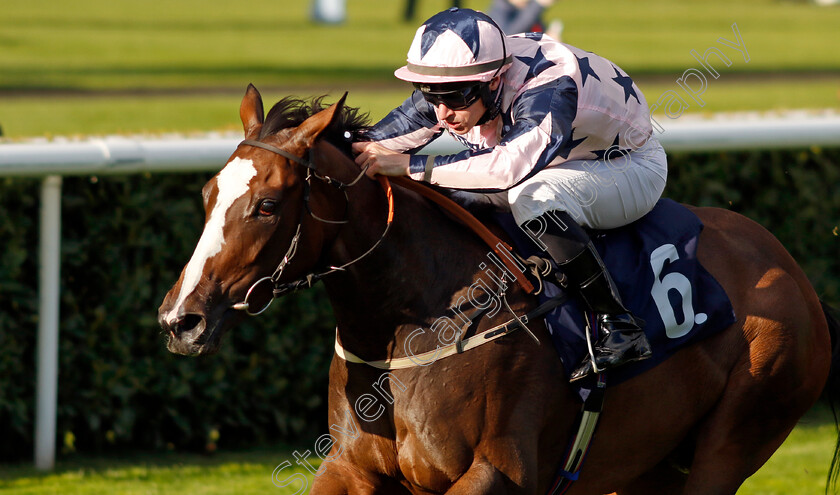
352, 142, 410, 179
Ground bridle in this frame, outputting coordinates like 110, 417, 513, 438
230, 138, 394, 316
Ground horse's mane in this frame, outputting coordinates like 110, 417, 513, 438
259, 95, 371, 156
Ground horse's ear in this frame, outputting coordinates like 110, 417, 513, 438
293, 92, 348, 147
240, 84, 265, 139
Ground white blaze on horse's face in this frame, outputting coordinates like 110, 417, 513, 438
165, 157, 257, 325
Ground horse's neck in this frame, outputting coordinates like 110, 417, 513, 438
314, 149, 491, 358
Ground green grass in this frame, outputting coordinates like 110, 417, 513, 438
1, 0, 839, 90
0, 89, 411, 139
0, 0, 839, 139
2, 77, 838, 139
0, 406, 837, 494
0, 447, 313, 495
740, 405, 839, 495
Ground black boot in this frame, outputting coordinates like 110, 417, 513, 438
560, 243, 652, 382
521, 211, 652, 382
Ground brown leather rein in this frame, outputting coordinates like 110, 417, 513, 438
389, 176, 535, 294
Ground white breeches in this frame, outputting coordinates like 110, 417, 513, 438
508, 138, 668, 229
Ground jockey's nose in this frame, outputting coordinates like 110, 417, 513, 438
435, 103, 456, 120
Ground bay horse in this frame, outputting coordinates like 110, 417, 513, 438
158, 85, 840, 494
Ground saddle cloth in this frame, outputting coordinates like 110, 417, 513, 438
494, 198, 737, 387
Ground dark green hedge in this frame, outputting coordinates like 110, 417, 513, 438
0, 147, 837, 461
666, 146, 839, 305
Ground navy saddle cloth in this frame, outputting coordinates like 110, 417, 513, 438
495, 198, 737, 386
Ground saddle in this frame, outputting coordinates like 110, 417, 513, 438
391, 176, 736, 386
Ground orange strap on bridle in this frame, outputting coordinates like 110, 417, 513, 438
390, 176, 535, 294
377, 175, 395, 224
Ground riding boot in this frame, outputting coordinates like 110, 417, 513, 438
560, 242, 652, 382
522, 211, 652, 382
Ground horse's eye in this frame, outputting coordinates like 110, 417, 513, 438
258, 199, 277, 216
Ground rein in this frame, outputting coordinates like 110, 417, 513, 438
390, 176, 535, 294
231, 139, 394, 315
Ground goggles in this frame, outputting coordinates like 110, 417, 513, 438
413, 82, 486, 110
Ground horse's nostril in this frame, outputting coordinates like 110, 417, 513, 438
173, 314, 204, 335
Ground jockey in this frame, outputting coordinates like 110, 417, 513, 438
352, 7, 667, 381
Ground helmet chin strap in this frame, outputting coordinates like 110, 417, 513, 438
475, 81, 503, 126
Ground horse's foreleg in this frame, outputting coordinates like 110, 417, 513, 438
310, 461, 410, 495
309, 466, 354, 495
309, 475, 349, 495
444, 459, 513, 494
614, 458, 688, 495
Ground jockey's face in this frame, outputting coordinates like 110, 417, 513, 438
424, 78, 501, 135
434, 98, 484, 135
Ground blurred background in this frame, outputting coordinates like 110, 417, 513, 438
0, 0, 838, 493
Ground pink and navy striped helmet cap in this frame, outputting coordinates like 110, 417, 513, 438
395, 8, 512, 84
